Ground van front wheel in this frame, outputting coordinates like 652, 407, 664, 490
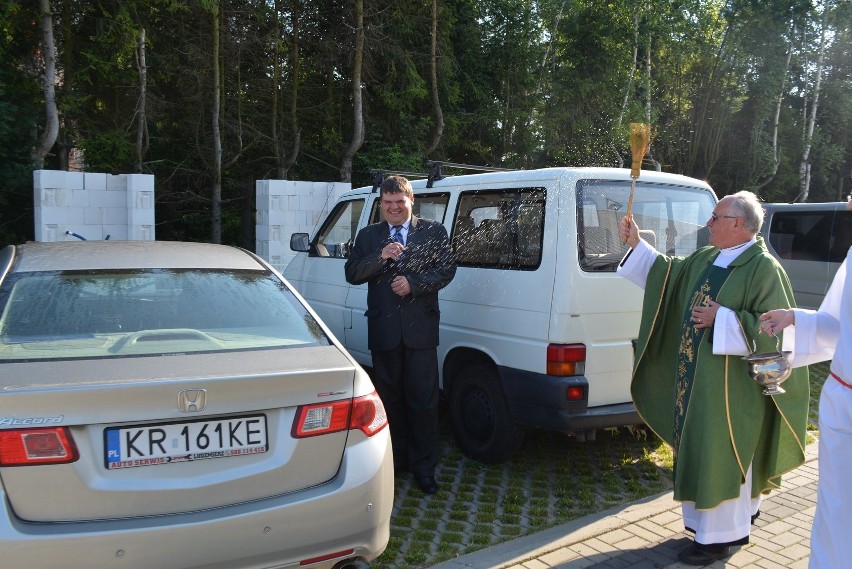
449, 365, 524, 463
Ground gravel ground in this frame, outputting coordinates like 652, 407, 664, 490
373, 419, 672, 568
371, 361, 828, 569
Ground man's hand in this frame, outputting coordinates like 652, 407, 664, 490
381, 242, 405, 261
691, 299, 720, 330
619, 215, 640, 248
391, 275, 411, 297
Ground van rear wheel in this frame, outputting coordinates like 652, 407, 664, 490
449, 364, 524, 463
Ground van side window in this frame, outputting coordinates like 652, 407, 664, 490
311, 199, 365, 258
578, 181, 715, 272
830, 211, 852, 262
767, 210, 852, 263
452, 188, 545, 270
768, 212, 832, 262
368, 193, 451, 224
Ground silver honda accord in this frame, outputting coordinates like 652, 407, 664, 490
0, 240, 393, 569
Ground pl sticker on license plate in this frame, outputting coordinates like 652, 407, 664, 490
105, 414, 268, 469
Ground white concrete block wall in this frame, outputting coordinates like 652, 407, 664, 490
84, 172, 108, 191
33, 170, 155, 242
126, 174, 156, 241
256, 180, 350, 272
33, 170, 350, 265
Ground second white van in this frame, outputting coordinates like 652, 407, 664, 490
284, 165, 718, 462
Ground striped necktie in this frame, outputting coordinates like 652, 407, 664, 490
392, 225, 404, 245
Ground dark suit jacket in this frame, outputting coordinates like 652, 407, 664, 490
344, 216, 457, 351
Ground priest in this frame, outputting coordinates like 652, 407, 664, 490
617, 191, 809, 566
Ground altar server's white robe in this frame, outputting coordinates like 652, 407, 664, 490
782, 252, 851, 569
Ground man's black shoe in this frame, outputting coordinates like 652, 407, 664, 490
416, 475, 438, 494
677, 542, 733, 566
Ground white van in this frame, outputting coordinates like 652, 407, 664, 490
284, 165, 718, 462
760, 201, 852, 309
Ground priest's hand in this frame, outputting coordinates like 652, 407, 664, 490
619, 215, 640, 248
691, 300, 720, 329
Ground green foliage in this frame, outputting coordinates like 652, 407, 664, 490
356, 134, 427, 176
0, 38, 40, 245
79, 131, 134, 173
0, 96, 36, 245
1, 0, 850, 243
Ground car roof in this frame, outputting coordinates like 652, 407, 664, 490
8, 241, 265, 272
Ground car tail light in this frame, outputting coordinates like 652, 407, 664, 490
292, 400, 350, 437
292, 391, 388, 438
547, 343, 586, 376
0, 427, 79, 466
349, 391, 388, 436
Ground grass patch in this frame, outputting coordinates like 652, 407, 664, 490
402, 545, 429, 567
375, 365, 824, 568
417, 518, 439, 531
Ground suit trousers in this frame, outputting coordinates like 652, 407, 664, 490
371, 343, 440, 477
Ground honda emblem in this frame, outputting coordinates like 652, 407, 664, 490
177, 389, 207, 413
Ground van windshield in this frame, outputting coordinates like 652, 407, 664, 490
577, 180, 716, 272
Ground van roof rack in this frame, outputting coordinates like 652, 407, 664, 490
369, 169, 429, 192
369, 162, 513, 191
426, 161, 512, 188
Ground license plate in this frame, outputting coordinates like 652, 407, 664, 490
105, 414, 268, 469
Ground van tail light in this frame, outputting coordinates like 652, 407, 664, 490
0, 427, 79, 466
547, 343, 586, 376
566, 386, 585, 401
292, 391, 388, 438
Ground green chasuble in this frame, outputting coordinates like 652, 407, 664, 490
632, 237, 809, 509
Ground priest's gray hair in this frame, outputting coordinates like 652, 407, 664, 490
728, 191, 764, 234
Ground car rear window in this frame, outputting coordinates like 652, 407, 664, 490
0, 269, 329, 361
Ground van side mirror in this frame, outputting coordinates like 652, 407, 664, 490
290, 232, 310, 252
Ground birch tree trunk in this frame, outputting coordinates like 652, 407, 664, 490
282, 1, 301, 178
424, 0, 444, 158
271, 0, 283, 177
645, 35, 660, 171
211, 3, 223, 243
685, 19, 732, 177
134, 28, 148, 174
271, 0, 300, 179
57, 0, 73, 170
613, 9, 639, 167
339, 0, 365, 183
798, 2, 828, 203
756, 39, 792, 190
32, 0, 59, 169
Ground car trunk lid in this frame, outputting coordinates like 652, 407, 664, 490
0, 345, 357, 522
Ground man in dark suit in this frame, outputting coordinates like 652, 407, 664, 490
344, 175, 456, 494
